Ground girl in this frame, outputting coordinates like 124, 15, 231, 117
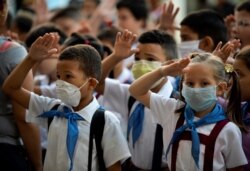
233, 46, 250, 171
129, 53, 247, 171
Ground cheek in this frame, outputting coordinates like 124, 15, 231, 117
239, 78, 250, 101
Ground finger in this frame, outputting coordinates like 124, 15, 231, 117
214, 41, 222, 52
130, 34, 137, 43
115, 32, 122, 42
162, 60, 175, 66
47, 48, 58, 56
166, 1, 174, 16
130, 48, 139, 55
172, 7, 180, 20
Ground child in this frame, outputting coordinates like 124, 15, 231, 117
234, 1, 250, 48
179, 9, 228, 57
233, 46, 250, 171
3, 33, 131, 171
129, 53, 247, 170
95, 29, 179, 170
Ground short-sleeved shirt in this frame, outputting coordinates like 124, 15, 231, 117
0, 37, 27, 145
150, 93, 248, 170
26, 92, 131, 171
103, 78, 173, 169
242, 111, 250, 171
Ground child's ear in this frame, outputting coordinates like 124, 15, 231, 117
88, 78, 99, 90
216, 81, 227, 96
199, 36, 214, 52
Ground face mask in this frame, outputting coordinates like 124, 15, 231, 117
178, 40, 203, 58
131, 60, 162, 79
131, 60, 164, 88
56, 79, 89, 107
181, 84, 217, 112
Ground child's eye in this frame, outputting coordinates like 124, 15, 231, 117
65, 74, 72, 79
202, 82, 210, 86
147, 58, 155, 61
134, 57, 140, 61
185, 82, 193, 87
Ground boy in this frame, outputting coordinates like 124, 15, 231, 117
3, 33, 131, 171
179, 9, 228, 56
95, 29, 178, 170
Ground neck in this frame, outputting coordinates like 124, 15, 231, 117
73, 94, 93, 111
195, 103, 216, 118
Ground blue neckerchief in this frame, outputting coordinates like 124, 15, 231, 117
242, 102, 250, 126
127, 103, 144, 147
39, 105, 84, 171
166, 103, 226, 168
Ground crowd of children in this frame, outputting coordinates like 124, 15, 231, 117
1, 0, 250, 171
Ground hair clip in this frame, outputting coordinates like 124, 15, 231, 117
225, 63, 234, 73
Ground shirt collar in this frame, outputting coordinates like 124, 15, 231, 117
76, 96, 100, 123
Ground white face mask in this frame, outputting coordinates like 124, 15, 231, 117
178, 40, 203, 58
55, 79, 89, 107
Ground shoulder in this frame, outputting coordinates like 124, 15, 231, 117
104, 110, 120, 124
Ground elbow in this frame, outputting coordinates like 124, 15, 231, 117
128, 85, 137, 97
2, 80, 11, 96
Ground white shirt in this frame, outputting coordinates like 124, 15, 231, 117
150, 93, 248, 171
26, 92, 131, 171
103, 78, 173, 169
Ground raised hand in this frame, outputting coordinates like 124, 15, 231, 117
162, 58, 190, 77
28, 33, 59, 63
212, 39, 240, 63
112, 29, 138, 60
158, 0, 180, 33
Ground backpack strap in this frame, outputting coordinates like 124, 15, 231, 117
88, 108, 106, 171
151, 124, 163, 171
128, 95, 136, 114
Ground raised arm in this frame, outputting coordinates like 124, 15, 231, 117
95, 29, 138, 94
3, 33, 58, 109
129, 58, 190, 108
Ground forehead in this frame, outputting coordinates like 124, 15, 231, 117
136, 43, 166, 61
233, 58, 250, 72
235, 10, 250, 20
180, 25, 199, 41
57, 60, 83, 74
184, 63, 215, 80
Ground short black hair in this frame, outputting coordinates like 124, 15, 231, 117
50, 6, 82, 22
59, 45, 102, 81
181, 9, 228, 46
97, 26, 121, 46
138, 29, 179, 60
236, 1, 250, 12
116, 0, 148, 21
25, 23, 67, 48
13, 8, 35, 33
63, 33, 105, 59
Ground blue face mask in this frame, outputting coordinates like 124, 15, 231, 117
181, 84, 217, 112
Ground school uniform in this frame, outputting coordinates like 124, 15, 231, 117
103, 78, 173, 170
150, 92, 248, 171
26, 92, 131, 171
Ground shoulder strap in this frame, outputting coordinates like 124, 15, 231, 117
128, 95, 136, 114
47, 104, 60, 129
151, 124, 163, 171
88, 108, 106, 171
